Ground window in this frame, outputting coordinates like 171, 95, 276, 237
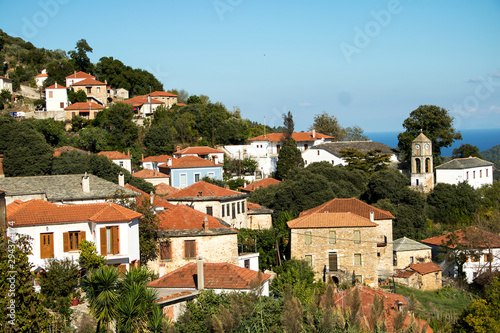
354, 230, 361, 244
159, 241, 172, 260
60, 102, 64, 108
435, 272, 439, 280
100, 226, 119, 255
194, 173, 200, 182
305, 231, 312, 245
184, 240, 196, 259
329, 231, 336, 244
49, 91, 53, 98
485, 253, 493, 262
97, 87, 101, 93
207, 172, 215, 178
232, 203, 236, 219
486, 169, 489, 177
119, 161, 124, 167
241, 201, 245, 213
480, 170, 482, 178
305, 255, 312, 266
304, 144, 308, 150
63, 231, 86, 252
354, 253, 362, 266
329, 253, 338, 272
206, 206, 213, 216
244, 259, 250, 269
40, 233, 54, 259
471, 254, 480, 262
473, 171, 476, 179
410, 256, 414, 264
317, 150, 320, 156
466, 171, 469, 179
222, 204, 225, 217
354, 275, 363, 283
237, 202, 240, 214
180, 174, 187, 187
86, 87, 92, 94
227, 204, 230, 217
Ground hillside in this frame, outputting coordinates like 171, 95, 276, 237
481, 145, 500, 162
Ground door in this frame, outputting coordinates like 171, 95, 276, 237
40, 233, 54, 259
329, 253, 338, 272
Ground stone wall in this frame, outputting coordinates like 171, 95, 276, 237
375, 219, 394, 279
395, 249, 432, 270
420, 271, 442, 291
290, 226, 378, 287
248, 213, 272, 230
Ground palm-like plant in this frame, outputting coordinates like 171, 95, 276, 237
83, 265, 119, 332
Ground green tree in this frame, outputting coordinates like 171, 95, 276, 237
33, 118, 67, 147
68, 87, 87, 103
96, 103, 138, 150
168, 88, 189, 104
339, 148, 391, 175
68, 39, 93, 73
74, 126, 110, 152
345, 125, 368, 141
397, 105, 462, 164
309, 111, 346, 140
452, 144, 482, 159
427, 182, 480, 225
144, 125, 174, 156
0, 89, 12, 103
0, 232, 50, 331
78, 240, 106, 273
272, 259, 322, 304
39, 258, 79, 298
276, 112, 303, 180
44, 58, 74, 88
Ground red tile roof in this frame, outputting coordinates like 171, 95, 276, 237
174, 146, 223, 156
155, 183, 180, 196
248, 132, 334, 142
123, 95, 163, 105
65, 71, 95, 79
35, 73, 48, 78
166, 181, 241, 199
287, 212, 378, 229
64, 102, 104, 111
177, 103, 187, 106
300, 198, 394, 220
148, 262, 271, 290
71, 78, 106, 86
132, 169, 169, 179
394, 270, 416, 278
97, 151, 131, 160
45, 82, 67, 90
159, 155, 221, 169
140, 155, 173, 163
53, 146, 88, 157
239, 178, 281, 192
157, 204, 232, 231
146, 91, 177, 97
409, 262, 442, 275
421, 227, 500, 249
6, 199, 142, 226
247, 202, 263, 210
124, 184, 175, 209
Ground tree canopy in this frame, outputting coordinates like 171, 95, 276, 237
452, 144, 482, 159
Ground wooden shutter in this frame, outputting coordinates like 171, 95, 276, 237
354, 231, 361, 244
100, 227, 107, 255
78, 231, 86, 249
329, 253, 338, 272
63, 232, 70, 252
305, 232, 312, 245
160, 242, 172, 260
329, 231, 336, 244
184, 240, 189, 258
112, 226, 119, 254
185, 240, 196, 258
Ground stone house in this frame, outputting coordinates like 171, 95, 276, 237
64, 101, 104, 121
145, 91, 178, 108
72, 78, 108, 106
166, 181, 248, 228
97, 151, 132, 173
45, 82, 68, 112
0, 173, 137, 205
6, 199, 142, 271
287, 198, 394, 286
158, 156, 223, 188
147, 204, 238, 276
393, 237, 432, 270
302, 141, 399, 167
247, 202, 273, 230
435, 156, 494, 189
421, 227, 500, 283
123, 95, 164, 117
65, 71, 95, 87
132, 169, 170, 186
393, 262, 442, 291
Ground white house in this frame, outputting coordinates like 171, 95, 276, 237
223, 144, 277, 178
65, 71, 96, 88
45, 82, 68, 112
0, 75, 13, 93
97, 151, 133, 173
140, 155, 174, 171
173, 146, 224, 164
35, 69, 48, 88
302, 141, 399, 167
435, 157, 494, 189
422, 227, 500, 283
123, 95, 164, 118
6, 199, 142, 271
247, 130, 334, 155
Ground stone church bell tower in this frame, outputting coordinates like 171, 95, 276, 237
410, 131, 434, 193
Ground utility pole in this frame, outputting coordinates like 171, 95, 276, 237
211, 117, 215, 147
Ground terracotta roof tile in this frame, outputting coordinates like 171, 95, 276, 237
177, 103, 187, 106
6, 199, 142, 226
421, 227, 500, 249
394, 270, 416, 278
140, 155, 173, 163
148, 262, 271, 290
124, 184, 174, 209
174, 146, 223, 156
248, 132, 334, 142
300, 198, 394, 220
64, 102, 104, 111
146, 91, 177, 97
132, 169, 169, 179
239, 178, 280, 192
287, 212, 378, 229
123, 95, 163, 105
65, 71, 95, 79
71, 78, 106, 86
97, 151, 131, 160
35, 73, 48, 78
157, 204, 231, 231
166, 181, 241, 199
53, 146, 88, 157
45, 82, 67, 90
155, 183, 180, 196
409, 262, 442, 275
159, 156, 221, 169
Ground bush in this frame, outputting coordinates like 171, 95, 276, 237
40, 258, 79, 298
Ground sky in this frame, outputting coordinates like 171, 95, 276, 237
1, 0, 500, 132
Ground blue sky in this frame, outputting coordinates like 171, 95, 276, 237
1, 0, 500, 132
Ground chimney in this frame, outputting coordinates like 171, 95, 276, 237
244, 181, 247, 188
127, 149, 130, 157
150, 191, 154, 205
141, 154, 144, 161
82, 172, 90, 193
159, 263, 166, 277
225, 185, 230, 190
176, 145, 180, 152
55, 82, 58, 88
118, 172, 125, 187
0, 191, 6, 235
312, 129, 316, 138
197, 257, 204, 290
167, 158, 172, 166
213, 156, 218, 164
370, 211, 374, 222
203, 216, 209, 232
104, 79, 107, 85
216, 145, 220, 151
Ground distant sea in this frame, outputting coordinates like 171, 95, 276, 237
365, 128, 500, 156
